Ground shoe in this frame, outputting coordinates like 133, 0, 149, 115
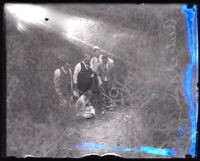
108, 107, 114, 111
83, 113, 94, 119
106, 104, 115, 111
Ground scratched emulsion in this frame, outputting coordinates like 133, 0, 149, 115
5, 4, 197, 158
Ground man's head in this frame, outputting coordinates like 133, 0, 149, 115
85, 90, 92, 98
83, 55, 91, 67
63, 62, 71, 70
83, 90, 92, 105
102, 55, 108, 65
58, 55, 67, 66
93, 46, 101, 53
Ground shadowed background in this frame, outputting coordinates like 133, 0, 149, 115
5, 4, 197, 158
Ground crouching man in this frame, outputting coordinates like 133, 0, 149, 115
75, 90, 95, 119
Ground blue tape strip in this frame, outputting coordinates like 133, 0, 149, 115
76, 142, 175, 156
181, 4, 198, 157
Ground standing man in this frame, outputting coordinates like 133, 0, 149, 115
90, 46, 102, 94
73, 55, 93, 97
96, 55, 115, 113
54, 62, 73, 106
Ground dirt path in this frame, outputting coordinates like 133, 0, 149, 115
60, 105, 147, 158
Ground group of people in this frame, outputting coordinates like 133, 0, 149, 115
54, 46, 116, 118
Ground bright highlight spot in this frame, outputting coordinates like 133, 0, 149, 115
17, 22, 27, 32
5, 4, 47, 24
64, 17, 96, 38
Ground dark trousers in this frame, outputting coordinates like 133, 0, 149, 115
98, 81, 112, 109
91, 74, 99, 93
77, 82, 91, 96
89, 74, 100, 108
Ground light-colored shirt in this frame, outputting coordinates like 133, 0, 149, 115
54, 67, 72, 96
90, 56, 100, 73
90, 55, 114, 73
73, 61, 88, 84
99, 55, 114, 65
96, 55, 114, 83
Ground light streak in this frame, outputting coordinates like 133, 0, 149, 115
16, 22, 27, 32
64, 34, 122, 60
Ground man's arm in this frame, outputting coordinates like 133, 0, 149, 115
73, 63, 81, 97
73, 63, 81, 84
90, 57, 94, 72
96, 65, 103, 86
54, 69, 63, 96
54, 69, 68, 106
110, 62, 116, 85
90, 57, 95, 77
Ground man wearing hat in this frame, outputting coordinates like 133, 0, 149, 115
96, 54, 115, 113
54, 61, 73, 106
90, 46, 102, 93
90, 46, 114, 91
73, 55, 93, 97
